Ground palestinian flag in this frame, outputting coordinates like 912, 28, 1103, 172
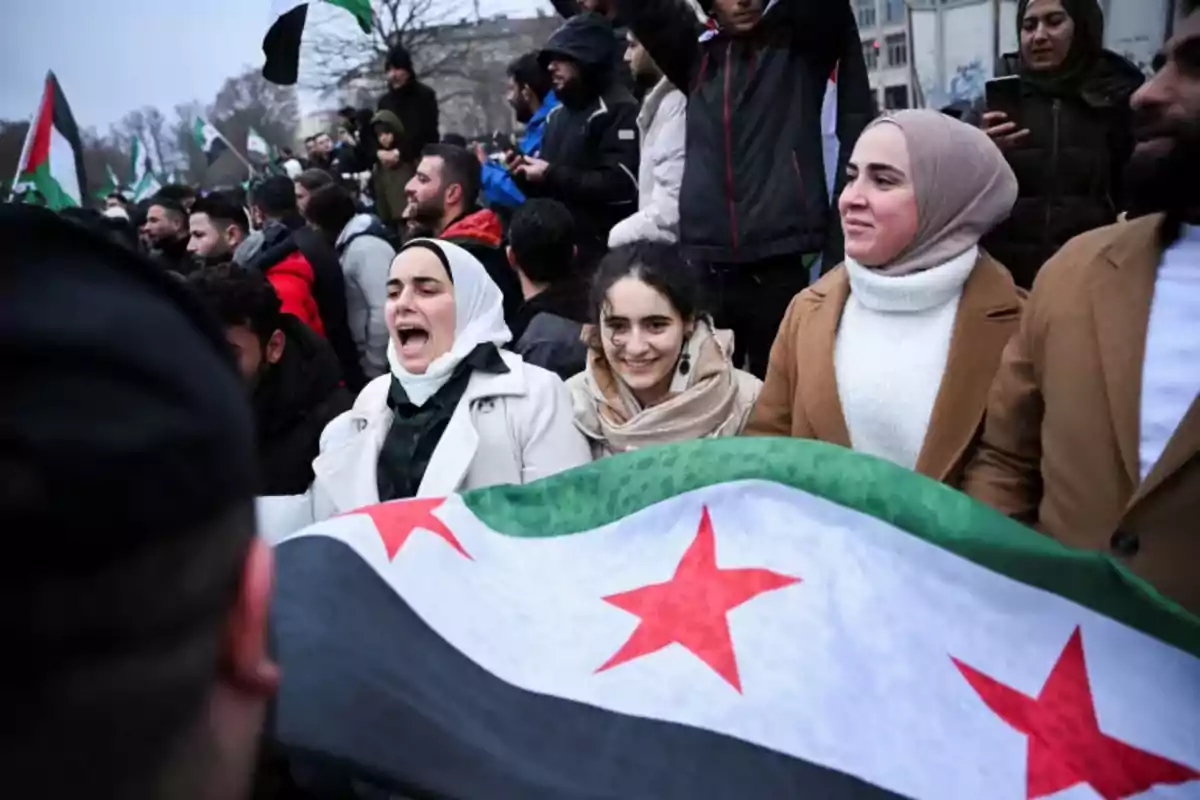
192, 117, 230, 166
14, 72, 86, 210
262, 0, 373, 86
267, 438, 1200, 798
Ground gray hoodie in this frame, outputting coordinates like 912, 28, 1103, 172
335, 214, 394, 379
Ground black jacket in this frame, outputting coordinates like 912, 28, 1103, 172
254, 314, 352, 496
377, 80, 440, 165
250, 218, 367, 393
613, 0, 873, 266
521, 14, 640, 264
549, 0, 639, 97
979, 52, 1144, 288
511, 282, 590, 381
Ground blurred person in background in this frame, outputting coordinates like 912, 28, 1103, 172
188, 264, 351, 495
187, 192, 249, 267
513, 13, 640, 271
479, 52, 560, 211
142, 196, 194, 275
304, 182, 395, 382
370, 109, 411, 231
507, 199, 590, 379
978, 0, 1144, 288
377, 44, 440, 186
294, 168, 334, 216
607, 29, 687, 248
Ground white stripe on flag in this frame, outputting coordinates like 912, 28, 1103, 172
284, 482, 1200, 800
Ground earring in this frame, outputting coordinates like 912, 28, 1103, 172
679, 341, 692, 376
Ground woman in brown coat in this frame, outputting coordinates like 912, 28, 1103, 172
746, 110, 1022, 488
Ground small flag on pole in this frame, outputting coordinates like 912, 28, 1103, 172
193, 117, 231, 166
263, 0, 373, 86
247, 127, 271, 160
265, 438, 1200, 798
12, 72, 87, 210
130, 137, 162, 201
95, 164, 120, 200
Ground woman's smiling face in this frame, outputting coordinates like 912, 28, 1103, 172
386, 247, 456, 374
600, 276, 689, 406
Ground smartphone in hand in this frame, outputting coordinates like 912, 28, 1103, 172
985, 76, 1023, 127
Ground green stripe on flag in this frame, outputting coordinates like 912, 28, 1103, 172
326, 0, 372, 33
461, 437, 1200, 656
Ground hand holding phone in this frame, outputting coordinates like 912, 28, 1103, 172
983, 76, 1031, 150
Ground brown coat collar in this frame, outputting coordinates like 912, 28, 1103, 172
797, 252, 1022, 482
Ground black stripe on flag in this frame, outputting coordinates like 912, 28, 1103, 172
263, 3, 308, 86
49, 73, 88, 203
270, 537, 907, 799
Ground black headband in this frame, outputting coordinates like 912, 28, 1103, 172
398, 239, 454, 283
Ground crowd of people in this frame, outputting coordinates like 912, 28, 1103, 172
6, 0, 1200, 796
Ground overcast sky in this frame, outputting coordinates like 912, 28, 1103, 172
1, 0, 548, 132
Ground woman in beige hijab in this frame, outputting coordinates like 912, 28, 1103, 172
568, 242, 761, 459
747, 110, 1022, 488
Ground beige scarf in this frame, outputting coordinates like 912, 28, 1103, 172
864, 110, 1018, 277
571, 321, 759, 455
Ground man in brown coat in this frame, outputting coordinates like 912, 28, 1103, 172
964, 7, 1200, 613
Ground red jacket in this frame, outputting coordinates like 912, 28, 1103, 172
267, 251, 325, 337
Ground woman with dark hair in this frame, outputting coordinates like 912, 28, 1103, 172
303, 183, 394, 380
978, 0, 1144, 287
567, 242, 761, 459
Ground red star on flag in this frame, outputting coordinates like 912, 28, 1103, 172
952, 627, 1198, 799
596, 506, 800, 692
344, 498, 471, 561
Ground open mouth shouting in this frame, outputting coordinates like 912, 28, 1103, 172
395, 323, 431, 356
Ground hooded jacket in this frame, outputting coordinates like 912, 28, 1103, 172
241, 221, 326, 337
520, 13, 640, 262
612, 0, 874, 267
255, 314, 353, 495
440, 208, 524, 327
977, 0, 1144, 288
377, 50, 440, 166
335, 214, 395, 380
370, 109, 412, 226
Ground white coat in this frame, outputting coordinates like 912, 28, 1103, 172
256, 350, 592, 541
607, 77, 688, 249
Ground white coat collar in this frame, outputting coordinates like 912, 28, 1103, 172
313, 351, 529, 511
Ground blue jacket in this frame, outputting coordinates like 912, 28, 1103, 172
480, 92, 559, 209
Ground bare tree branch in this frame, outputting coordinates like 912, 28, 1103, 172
299, 0, 479, 100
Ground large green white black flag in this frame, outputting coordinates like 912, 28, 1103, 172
262, 0, 372, 85
268, 438, 1200, 798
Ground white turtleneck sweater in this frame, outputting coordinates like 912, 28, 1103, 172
1139, 224, 1200, 480
834, 246, 978, 471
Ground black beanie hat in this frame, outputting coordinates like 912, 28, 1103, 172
1, 204, 258, 565
386, 43, 415, 74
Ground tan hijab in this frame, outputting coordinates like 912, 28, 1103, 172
862, 110, 1018, 276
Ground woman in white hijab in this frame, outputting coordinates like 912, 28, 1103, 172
258, 239, 590, 537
